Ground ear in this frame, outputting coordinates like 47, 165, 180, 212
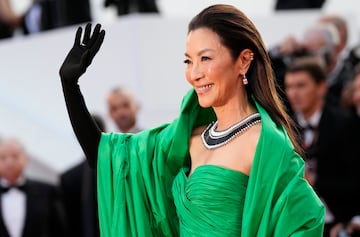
236, 49, 254, 75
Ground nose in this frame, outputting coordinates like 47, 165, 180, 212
189, 63, 203, 81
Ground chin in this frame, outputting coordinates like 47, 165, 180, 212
198, 99, 212, 108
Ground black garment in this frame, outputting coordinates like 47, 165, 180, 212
0, 184, 26, 193
22, 0, 60, 35
0, 179, 67, 237
61, 80, 101, 168
61, 161, 99, 237
269, 48, 299, 115
293, 104, 359, 225
0, 21, 13, 39
275, 0, 326, 10
104, 0, 159, 15
59, 0, 92, 26
347, 45, 360, 69
326, 60, 354, 107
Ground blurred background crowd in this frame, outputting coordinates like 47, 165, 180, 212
1, 0, 360, 236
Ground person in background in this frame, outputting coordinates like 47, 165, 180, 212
21, 0, 61, 35
338, 64, 360, 237
0, 0, 23, 39
58, 0, 92, 27
316, 14, 355, 108
59, 4, 325, 236
0, 138, 67, 237
104, 0, 159, 16
275, 0, 326, 10
318, 14, 360, 75
284, 56, 359, 237
60, 114, 106, 237
107, 86, 143, 133
269, 23, 352, 110
341, 63, 360, 119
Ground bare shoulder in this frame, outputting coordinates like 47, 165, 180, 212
189, 125, 208, 162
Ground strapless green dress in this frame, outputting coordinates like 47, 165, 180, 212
172, 164, 249, 237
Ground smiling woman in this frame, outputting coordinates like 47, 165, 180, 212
58, 3, 325, 237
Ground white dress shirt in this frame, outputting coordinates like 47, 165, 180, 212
0, 178, 26, 237
296, 109, 322, 148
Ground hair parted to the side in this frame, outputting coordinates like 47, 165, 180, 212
286, 56, 327, 84
188, 4, 302, 155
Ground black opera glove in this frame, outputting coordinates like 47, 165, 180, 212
59, 23, 105, 83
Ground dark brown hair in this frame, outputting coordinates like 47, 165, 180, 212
286, 56, 327, 84
188, 4, 302, 154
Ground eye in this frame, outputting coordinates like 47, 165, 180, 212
183, 59, 191, 65
201, 56, 211, 61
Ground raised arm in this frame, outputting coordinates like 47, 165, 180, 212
59, 23, 105, 168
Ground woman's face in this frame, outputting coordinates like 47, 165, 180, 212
184, 28, 242, 108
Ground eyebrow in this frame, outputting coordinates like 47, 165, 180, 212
184, 48, 214, 58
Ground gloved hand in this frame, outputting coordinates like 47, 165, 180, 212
59, 23, 105, 84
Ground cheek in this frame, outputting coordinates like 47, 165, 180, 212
185, 69, 191, 83
301, 86, 314, 97
285, 89, 294, 99
353, 91, 360, 104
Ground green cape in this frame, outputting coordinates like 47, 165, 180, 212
97, 89, 325, 236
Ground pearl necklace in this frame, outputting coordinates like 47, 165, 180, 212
201, 113, 261, 149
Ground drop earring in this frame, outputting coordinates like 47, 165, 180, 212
242, 74, 248, 85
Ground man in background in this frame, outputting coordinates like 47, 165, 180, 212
284, 56, 359, 237
0, 138, 67, 237
60, 114, 105, 237
107, 86, 143, 133
104, 0, 159, 16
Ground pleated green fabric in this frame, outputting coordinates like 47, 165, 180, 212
97, 89, 325, 237
172, 165, 248, 236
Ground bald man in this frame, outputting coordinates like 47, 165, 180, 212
107, 86, 143, 133
0, 139, 67, 237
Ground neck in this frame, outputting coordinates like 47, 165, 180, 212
118, 122, 137, 133
1, 176, 22, 186
213, 95, 256, 130
120, 126, 137, 134
302, 100, 324, 121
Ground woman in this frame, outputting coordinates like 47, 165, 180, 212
59, 4, 325, 237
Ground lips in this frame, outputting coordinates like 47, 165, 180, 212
196, 84, 213, 94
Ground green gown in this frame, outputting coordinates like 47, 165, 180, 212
97, 89, 325, 237
172, 165, 248, 236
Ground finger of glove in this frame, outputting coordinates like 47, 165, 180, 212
88, 30, 105, 65
87, 24, 102, 48
74, 27, 83, 47
82, 23, 92, 45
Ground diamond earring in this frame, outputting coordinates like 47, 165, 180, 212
243, 74, 248, 85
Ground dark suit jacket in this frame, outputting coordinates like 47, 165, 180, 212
0, 21, 13, 39
104, 0, 159, 15
275, 0, 326, 10
326, 60, 354, 107
22, 0, 60, 35
60, 0, 92, 26
60, 160, 99, 237
0, 179, 67, 237
294, 104, 359, 223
